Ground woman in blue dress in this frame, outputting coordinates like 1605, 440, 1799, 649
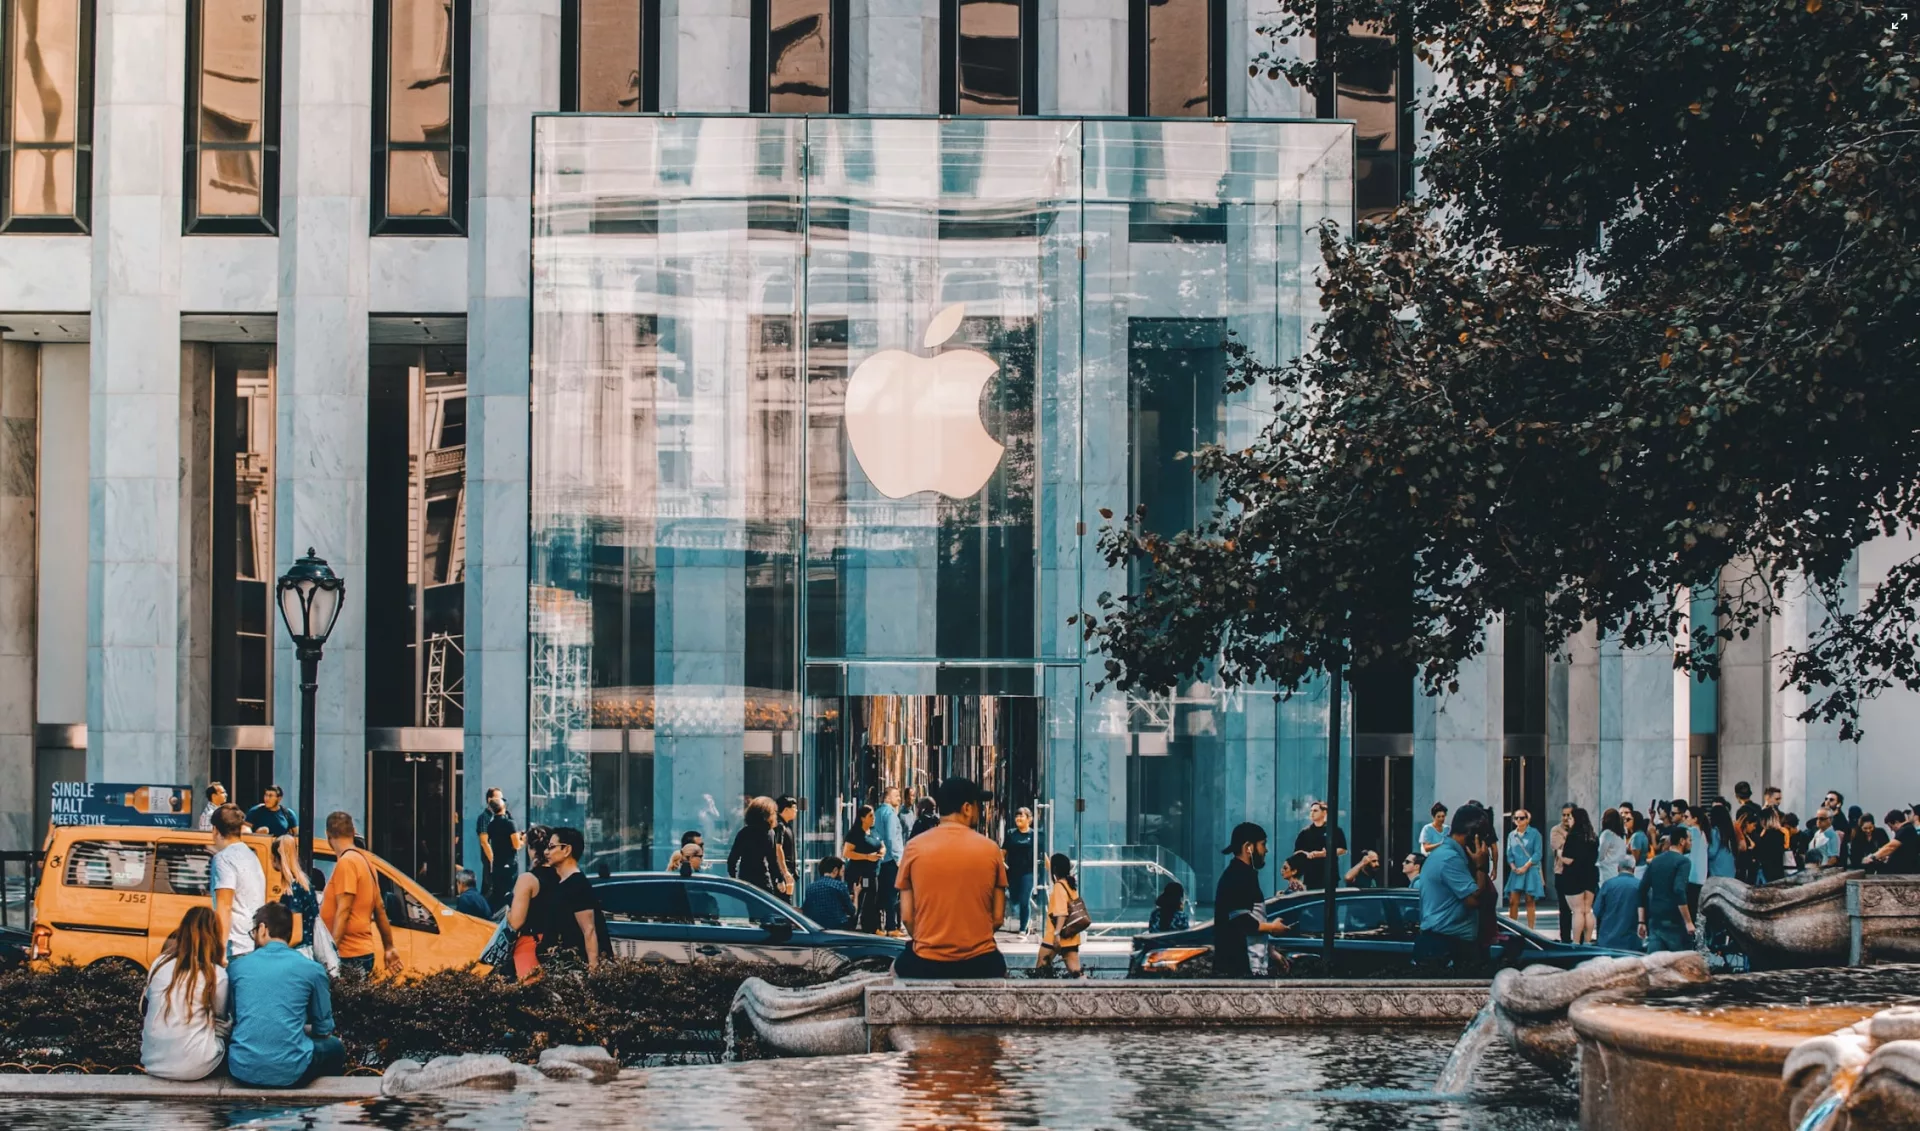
1504, 810, 1545, 928
1418, 803, 1449, 857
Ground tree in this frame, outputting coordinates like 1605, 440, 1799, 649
1079, 0, 1920, 738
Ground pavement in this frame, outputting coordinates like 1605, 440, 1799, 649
0, 1074, 380, 1100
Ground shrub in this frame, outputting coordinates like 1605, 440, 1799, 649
0, 959, 833, 1072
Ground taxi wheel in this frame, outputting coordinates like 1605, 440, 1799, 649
86, 956, 146, 978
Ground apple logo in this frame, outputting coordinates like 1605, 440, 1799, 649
843, 302, 1005, 499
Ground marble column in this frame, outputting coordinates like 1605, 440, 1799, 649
37, 346, 88, 740
1597, 632, 1677, 810
1554, 623, 1602, 814
850, 0, 939, 114
661, 0, 751, 112
0, 342, 37, 849
1716, 575, 1853, 814
275, 0, 373, 825
465, 0, 558, 868
1415, 622, 1504, 811
88, 0, 188, 784
177, 345, 214, 789
1039, 0, 1125, 115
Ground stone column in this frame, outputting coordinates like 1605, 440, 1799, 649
466, 0, 559, 860
88, 0, 188, 784
849, 0, 939, 114
1039, 0, 1125, 115
661, 0, 751, 111
0, 342, 37, 849
1555, 623, 1602, 814
1598, 633, 1677, 810
275, 0, 373, 824
177, 345, 214, 789
1414, 623, 1504, 811
36, 346, 88, 741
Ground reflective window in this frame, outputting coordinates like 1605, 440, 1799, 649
564, 0, 655, 112
2, 0, 92, 230
212, 346, 275, 728
367, 346, 467, 729
63, 840, 152, 891
187, 0, 278, 231
1131, 0, 1219, 117
687, 885, 779, 927
1330, 24, 1410, 220
375, 0, 467, 231
754, 0, 842, 113
155, 842, 213, 897
942, 0, 1033, 115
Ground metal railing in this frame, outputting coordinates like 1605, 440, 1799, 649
0, 850, 42, 930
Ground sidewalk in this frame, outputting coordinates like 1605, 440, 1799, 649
0, 1074, 380, 1100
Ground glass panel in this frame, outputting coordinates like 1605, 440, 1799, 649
766, 0, 829, 113
10, 0, 81, 144
387, 0, 454, 143
156, 842, 213, 897
1336, 24, 1402, 219
63, 841, 153, 891
198, 0, 265, 143
213, 347, 274, 726
577, 0, 640, 111
955, 0, 1021, 115
9, 147, 73, 216
687, 884, 777, 927
602, 881, 692, 923
387, 149, 452, 218
1146, 0, 1209, 117
198, 149, 263, 216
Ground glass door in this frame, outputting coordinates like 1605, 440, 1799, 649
368, 751, 456, 896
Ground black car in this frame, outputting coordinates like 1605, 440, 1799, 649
596, 874, 904, 975
1128, 887, 1638, 977
0, 923, 27, 971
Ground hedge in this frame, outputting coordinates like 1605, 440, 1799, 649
0, 959, 834, 1073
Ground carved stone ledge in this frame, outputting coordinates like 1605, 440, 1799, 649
863, 979, 1489, 1030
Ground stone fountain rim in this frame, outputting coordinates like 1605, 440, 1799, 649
1568, 992, 1883, 1073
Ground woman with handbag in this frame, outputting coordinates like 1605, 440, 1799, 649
505, 825, 557, 979
1035, 853, 1089, 977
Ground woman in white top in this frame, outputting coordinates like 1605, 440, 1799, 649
141, 905, 230, 1081
1597, 808, 1632, 878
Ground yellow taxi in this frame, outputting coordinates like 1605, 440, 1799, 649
28, 824, 494, 975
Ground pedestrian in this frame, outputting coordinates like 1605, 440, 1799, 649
1504, 809, 1544, 929
246, 784, 297, 840
1279, 851, 1309, 894
272, 835, 323, 958
726, 796, 788, 897
1806, 810, 1840, 868
875, 786, 907, 934
505, 825, 556, 979
452, 867, 491, 919
1639, 825, 1696, 952
1623, 808, 1650, 867
1849, 812, 1889, 869
483, 797, 521, 910
140, 905, 229, 1081
227, 905, 346, 1088
1558, 807, 1600, 944
802, 856, 856, 929
667, 830, 706, 876
1413, 802, 1492, 972
1681, 805, 1709, 917
1149, 881, 1189, 932
1598, 808, 1630, 879
1707, 803, 1739, 879
1401, 854, 1424, 889
841, 805, 885, 932
1212, 823, 1294, 978
536, 827, 607, 970
1293, 801, 1348, 890
1343, 849, 1384, 888
1000, 806, 1037, 933
775, 796, 800, 902
196, 782, 227, 832
320, 811, 402, 977
1755, 808, 1791, 883
909, 796, 939, 840
893, 777, 1009, 978
1419, 803, 1449, 858
1593, 859, 1643, 952
1868, 808, 1920, 874
1551, 804, 1573, 942
210, 803, 267, 960
1035, 853, 1086, 977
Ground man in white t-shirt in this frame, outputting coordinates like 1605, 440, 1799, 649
210, 803, 267, 958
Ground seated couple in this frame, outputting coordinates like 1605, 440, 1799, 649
141, 903, 346, 1086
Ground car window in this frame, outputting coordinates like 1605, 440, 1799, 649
1339, 897, 1392, 940
63, 840, 152, 891
1279, 901, 1324, 934
155, 842, 212, 897
376, 872, 439, 933
687, 886, 782, 928
602, 882, 693, 924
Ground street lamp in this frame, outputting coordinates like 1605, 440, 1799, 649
277, 548, 345, 875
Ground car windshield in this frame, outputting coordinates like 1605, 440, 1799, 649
620, 878, 825, 933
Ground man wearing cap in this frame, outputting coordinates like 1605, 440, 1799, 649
1414, 802, 1493, 972
893, 776, 1008, 979
1212, 823, 1293, 978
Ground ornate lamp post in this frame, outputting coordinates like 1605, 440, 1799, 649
277, 548, 345, 875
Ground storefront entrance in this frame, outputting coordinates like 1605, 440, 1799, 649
367, 743, 460, 896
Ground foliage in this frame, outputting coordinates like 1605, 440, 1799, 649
0, 959, 832, 1072
1082, 0, 1920, 736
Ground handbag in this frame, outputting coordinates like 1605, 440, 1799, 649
311, 916, 341, 974
1057, 881, 1092, 939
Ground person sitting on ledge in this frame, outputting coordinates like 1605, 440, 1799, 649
802, 855, 856, 930
228, 904, 346, 1088
452, 867, 492, 920
892, 776, 1008, 979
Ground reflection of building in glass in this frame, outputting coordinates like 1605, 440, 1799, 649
3, 0, 90, 224
190, 0, 271, 222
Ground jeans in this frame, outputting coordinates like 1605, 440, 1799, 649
1411, 929, 1482, 973
486, 863, 517, 910
1649, 923, 1692, 954
894, 946, 1008, 980
877, 861, 900, 932
299, 1036, 347, 1085
1008, 872, 1034, 932
339, 954, 375, 976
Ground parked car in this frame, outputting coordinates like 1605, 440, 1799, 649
29, 825, 494, 975
1129, 888, 1638, 977
595, 874, 903, 974
0, 923, 29, 970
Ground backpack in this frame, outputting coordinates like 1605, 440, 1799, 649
1057, 880, 1092, 939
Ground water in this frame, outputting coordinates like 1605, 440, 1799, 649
1633, 964, 1920, 1012
1433, 1002, 1499, 1095
0, 1026, 1575, 1131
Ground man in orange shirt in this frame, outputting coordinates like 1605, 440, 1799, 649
320, 811, 401, 976
893, 776, 1008, 979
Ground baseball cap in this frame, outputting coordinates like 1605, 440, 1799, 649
934, 776, 990, 815
1223, 821, 1268, 855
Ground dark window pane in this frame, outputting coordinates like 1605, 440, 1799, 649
1336, 26, 1403, 219
1146, 0, 1208, 117
197, 0, 265, 144
214, 349, 275, 729
577, 0, 640, 111
956, 0, 1021, 115
767, 0, 829, 113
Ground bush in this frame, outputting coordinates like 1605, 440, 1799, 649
0, 959, 834, 1072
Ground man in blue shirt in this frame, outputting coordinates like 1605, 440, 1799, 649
1639, 826, 1697, 952
452, 867, 492, 919
1593, 863, 1644, 952
801, 855, 857, 930
1414, 803, 1491, 971
228, 904, 346, 1087
245, 784, 298, 840
874, 786, 908, 933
